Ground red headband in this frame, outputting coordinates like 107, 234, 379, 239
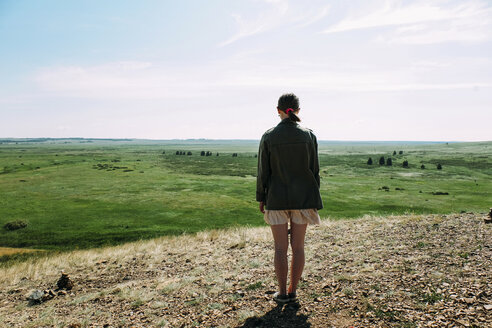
285, 108, 293, 114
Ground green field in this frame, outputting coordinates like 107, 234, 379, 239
0, 139, 491, 258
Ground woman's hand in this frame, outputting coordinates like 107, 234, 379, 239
259, 201, 265, 214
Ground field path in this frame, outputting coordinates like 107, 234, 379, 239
0, 213, 491, 327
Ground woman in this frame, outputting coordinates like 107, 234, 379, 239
256, 93, 323, 303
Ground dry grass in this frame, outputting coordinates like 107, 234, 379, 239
0, 247, 41, 256
0, 213, 490, 328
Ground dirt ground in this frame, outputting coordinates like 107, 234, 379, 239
0, 213, 490, 327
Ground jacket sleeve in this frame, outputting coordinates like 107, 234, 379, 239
256, 134, 270, 202
311, 132, 321, 188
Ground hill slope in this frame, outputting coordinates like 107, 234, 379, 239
0, 213, 490, 327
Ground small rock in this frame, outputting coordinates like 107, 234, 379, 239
41, 289, 55, 302
464, 297, 474, 304
57, 272, 74, 290
484, 304, 492, 310
27, 289, 44, 304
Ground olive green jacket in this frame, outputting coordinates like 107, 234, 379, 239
256, 118, 323, 210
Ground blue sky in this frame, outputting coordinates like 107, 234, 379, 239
1, 0, 491, 141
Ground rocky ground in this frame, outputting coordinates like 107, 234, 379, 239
0, 213, 490, 328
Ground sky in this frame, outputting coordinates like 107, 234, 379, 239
0, 0, 491, 141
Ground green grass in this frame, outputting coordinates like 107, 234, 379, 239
0, 139, 490, 261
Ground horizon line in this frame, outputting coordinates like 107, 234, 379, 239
1, 137, 491, 143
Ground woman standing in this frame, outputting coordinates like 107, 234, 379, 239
257, 93, 323, 303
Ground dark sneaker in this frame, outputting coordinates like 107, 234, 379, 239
273, 292, 290, 303
288, 292, 297, 302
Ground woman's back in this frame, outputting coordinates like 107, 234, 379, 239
256, 118, 323, 210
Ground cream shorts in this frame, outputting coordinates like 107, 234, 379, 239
264, 208, 321, 226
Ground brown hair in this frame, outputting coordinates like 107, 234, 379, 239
277, 93, 301, 122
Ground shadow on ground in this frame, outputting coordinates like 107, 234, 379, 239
237, 302, 311, 328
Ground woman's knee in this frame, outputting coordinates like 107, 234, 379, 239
274, 246, 288, 255
291, 246, 304, 256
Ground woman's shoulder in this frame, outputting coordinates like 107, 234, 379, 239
260, 127, 275, 140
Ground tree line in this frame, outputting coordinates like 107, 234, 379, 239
367, 151, 442, 170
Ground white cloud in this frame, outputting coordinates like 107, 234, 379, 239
219, 1, 330, 46
219, 0, 289, 47
30, 58, 492, 104
294, 5, 330, 28
323, 0, 492, 44
384, 12, 492, 44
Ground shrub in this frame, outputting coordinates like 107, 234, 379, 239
421, 164, 425, 169
393, 151, 397, 155
4, 220, 28, 231
200, 151, 205, 156
437, 163, 442, 170
187, 151, 192, 156
232, 153, 238, 157
379, 156, 385, 165
367, 157, 373, 165
399, 151, 403, 155
402, 160, 409, 168
175, 151, 179, 155
386, 158, 392, 166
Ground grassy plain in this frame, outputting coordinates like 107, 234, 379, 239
0, 139, 490, 258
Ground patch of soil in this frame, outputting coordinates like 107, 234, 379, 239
0, 213, 490, 327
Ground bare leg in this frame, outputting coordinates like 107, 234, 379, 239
288, 220, 307, 294
270, 223, 289, 295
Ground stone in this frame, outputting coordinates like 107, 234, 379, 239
485, 209, 492, 223
57, 272, 74, 290
27, 289, 44, 304
41, 289, 56, 302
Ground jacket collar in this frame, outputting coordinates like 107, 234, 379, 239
278, 118, 298, 126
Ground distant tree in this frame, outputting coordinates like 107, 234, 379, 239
187, 151, 192, 156
399, 151, 403, 155
254, 154, 257, 158
367, 157, 373, 165
393, 151, 397, 156
386, 158, 392, 166
175, 151, 179, 155
200, 151, 205, 156
206, 151, 212, 156
232, 153, 238, 157
421, 164, 425, 169
379, 156, 385, 165
162, 151, 165, 154
402, 160, 409, 168
437, 163, 442, 170
216, 152, 219, 156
